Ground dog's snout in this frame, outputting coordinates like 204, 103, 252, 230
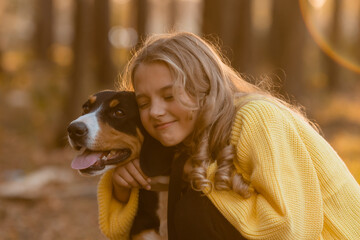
68, 122, 88, 140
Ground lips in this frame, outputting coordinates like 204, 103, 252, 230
154, 120, 176, 130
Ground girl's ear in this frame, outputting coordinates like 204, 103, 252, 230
139, 132, 175, 177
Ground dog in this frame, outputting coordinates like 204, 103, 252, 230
67, 90, 172, 240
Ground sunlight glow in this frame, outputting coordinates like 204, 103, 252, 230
300, 0, 360, 74
308, 0, 327, 9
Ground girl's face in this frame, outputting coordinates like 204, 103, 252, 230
133, 62, 197, 146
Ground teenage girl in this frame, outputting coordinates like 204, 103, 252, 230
98, 32, 360, 239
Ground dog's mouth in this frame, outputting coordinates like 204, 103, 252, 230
71, 148, 131, 173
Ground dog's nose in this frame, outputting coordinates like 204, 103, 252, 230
67, 122, 88, 140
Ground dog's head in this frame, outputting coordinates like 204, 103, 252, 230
67, 90, 145, 176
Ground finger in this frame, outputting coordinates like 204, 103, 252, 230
132, 159, 151, 182
113, 174, 131, 189
127, 161, 150, 189
115, 167, 140, 188
126, 161, 151, 190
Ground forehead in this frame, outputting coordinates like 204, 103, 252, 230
86, 91, 136, 108
90, 91, 117, 104
133, 62, 174, 94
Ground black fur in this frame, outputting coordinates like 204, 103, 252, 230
69, 90, 174, 238
84, 90, 143, 136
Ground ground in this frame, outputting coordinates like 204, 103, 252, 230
0, 138, 107, 239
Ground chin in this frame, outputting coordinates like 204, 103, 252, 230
159, 141, 176, 147
158, 138, 181, 147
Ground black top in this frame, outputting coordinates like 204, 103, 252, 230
167, 151, 247, 240
139, 139, 246, 240
173, 185, 247, 240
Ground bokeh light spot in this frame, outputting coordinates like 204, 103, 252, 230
109, 27, 138, 49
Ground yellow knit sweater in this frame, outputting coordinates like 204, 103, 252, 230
97, 99, 360, 240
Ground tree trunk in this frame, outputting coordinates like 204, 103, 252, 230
56, 0, 94, 146
0, 50, 3, 73
229, 0, 252, 73
33, 0, 53, 63
202, 0, 253, 73
93, 0, 115, 89
358, 2, 360, 63
323, 0, 341, 92
202, 0, 222, 36
268, 0, 307, 97
135, 0, 148, 47
169, 0, 177, 30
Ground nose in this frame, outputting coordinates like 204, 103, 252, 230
67, 122, 88, 141
149, 101, 166, 118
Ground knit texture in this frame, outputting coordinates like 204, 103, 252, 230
205, 99, 360, 239
97, 169, 139, 240
97, 99, 360, 239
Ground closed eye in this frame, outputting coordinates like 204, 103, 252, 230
136, 97, 150, 109
164, 95, 174, 101
138, 102, 149, 109
136, 94, 150, 109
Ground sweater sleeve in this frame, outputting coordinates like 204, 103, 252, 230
207, 100, 324, 240
97, 169, 139, 240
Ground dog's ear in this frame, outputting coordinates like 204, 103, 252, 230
139, 133, 175, 177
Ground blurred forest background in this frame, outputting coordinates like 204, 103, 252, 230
0, 0, 359, 239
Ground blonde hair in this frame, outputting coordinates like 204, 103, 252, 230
117, 32, 313, 198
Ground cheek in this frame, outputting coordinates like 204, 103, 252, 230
139, 111, 152, 132
178, 110, 197, 131
186, 111, 198, 131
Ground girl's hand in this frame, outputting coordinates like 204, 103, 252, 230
112, 158, 151, 203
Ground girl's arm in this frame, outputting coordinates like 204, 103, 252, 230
113, 184, 131, 203
97, 158, 150, 240
207, 100, 324, 240
112, 158, 151, 203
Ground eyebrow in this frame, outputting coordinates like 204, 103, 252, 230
135, 84, 173, 99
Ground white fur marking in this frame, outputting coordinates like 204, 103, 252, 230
157, 192, 168, 239
151, 176, 169, 185
70, 107, 102, 146
132, 229, 163, 240
79, 165, 114, 177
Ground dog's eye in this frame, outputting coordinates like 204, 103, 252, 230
112, 109, 125, 118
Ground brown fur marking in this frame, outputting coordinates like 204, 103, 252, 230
92, 122, 143, 164
109, 99, 120, 108
89, 95, 97, 104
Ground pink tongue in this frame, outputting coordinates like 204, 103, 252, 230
71, 151, 102, 170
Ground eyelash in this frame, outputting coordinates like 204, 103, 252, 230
137, 94, 174, 109
164, 95, 174, 101
138, 103, 149, 109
